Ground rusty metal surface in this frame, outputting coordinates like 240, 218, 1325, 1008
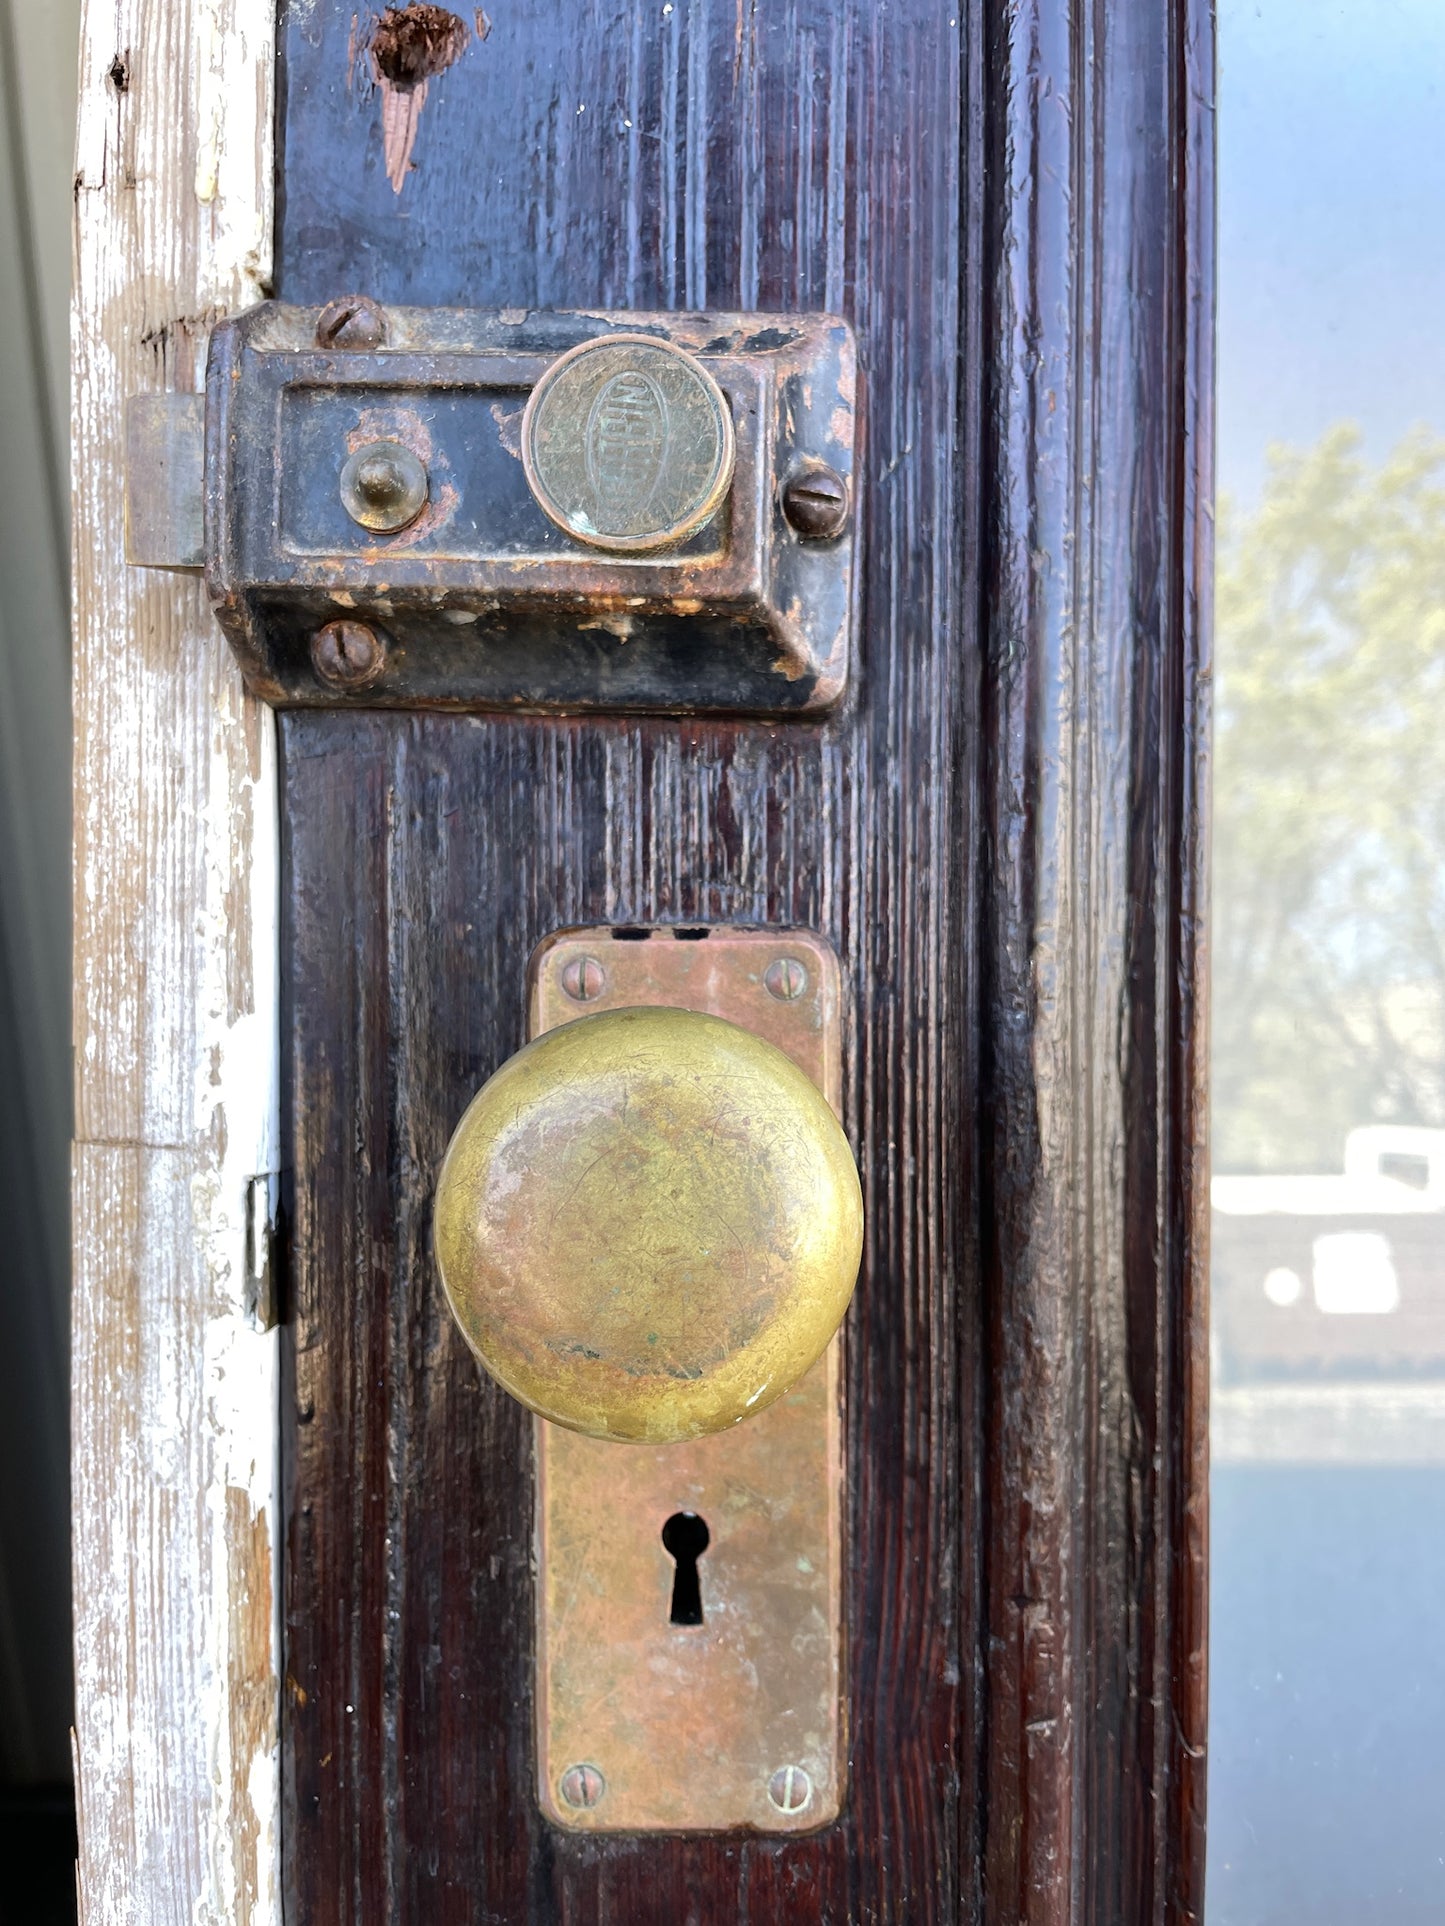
123, 393, 205, 570
200, 303, 857, 715
530, 927, 846, 1833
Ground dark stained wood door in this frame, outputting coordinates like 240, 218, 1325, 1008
276, 3, 1211, 1919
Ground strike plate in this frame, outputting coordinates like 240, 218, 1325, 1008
529, 926, 846, 1834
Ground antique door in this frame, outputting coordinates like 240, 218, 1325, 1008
71, 0, 1210, 1919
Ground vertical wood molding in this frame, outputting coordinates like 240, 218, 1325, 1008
980, 0, 1213, 1920
71, 2, 279, 1919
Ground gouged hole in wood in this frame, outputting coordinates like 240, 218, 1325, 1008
370, 4, 470, 88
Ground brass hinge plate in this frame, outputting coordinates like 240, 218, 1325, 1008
529, 926, 846, 1834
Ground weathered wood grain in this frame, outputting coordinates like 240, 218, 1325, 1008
275, 0, 1211, 1919
979, 2, 1213, 1919
279, 4, 975, 1920
70, 1, 280, 1918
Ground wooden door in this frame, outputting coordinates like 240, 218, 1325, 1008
71, 1, 1211, 1919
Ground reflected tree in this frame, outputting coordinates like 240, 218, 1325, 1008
1214, 424, 1445, 1170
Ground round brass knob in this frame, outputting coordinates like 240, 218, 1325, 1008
434, 1006, 863, 1443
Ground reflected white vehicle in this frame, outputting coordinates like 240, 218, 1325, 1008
1212, 1127, 1445, 1383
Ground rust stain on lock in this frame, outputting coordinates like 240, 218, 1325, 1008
528, 926, 848, 1834
196, 303, 858, 716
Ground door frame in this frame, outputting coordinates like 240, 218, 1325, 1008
71, 2, 281, 1919
69, 2, 1211, 1918
977, 3, 1213, 1912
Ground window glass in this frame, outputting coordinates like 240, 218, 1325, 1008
1211, 4, 1445, 1918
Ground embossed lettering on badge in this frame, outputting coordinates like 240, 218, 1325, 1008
521, 334, 736, 552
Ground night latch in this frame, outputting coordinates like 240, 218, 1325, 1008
126, 301, 858, 716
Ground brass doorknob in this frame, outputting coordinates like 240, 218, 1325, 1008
433, 1006, 863, 1443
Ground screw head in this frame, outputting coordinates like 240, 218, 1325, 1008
768, 1764, 813, 1814
559, 1763, 606, 1810
561, 955, 606, 1002
780, 463, 849, 540
340, 439, 429, 533
764, 957, 808, 1002
311, 620, 387, 690
316, 295, 387, 350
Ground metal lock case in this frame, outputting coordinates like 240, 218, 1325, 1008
128, 303, 859, 716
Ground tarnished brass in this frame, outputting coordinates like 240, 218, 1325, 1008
525, 927, 849, 1833
338, 437, 428, 532
434, 999, 861, 1443
521, 334, 736, 552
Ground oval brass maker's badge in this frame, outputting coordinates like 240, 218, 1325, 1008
521, 334, 736, 552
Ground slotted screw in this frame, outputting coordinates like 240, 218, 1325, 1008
316, 295, 388, 350
781, 464, 849, 540
559, 1763, 606, 1810
561, 955, 606, 1001
764, 957, 808, 1002
311, 619, 387, 690
768, 1764, 813, 1814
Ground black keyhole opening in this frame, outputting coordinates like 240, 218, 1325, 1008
661, 1511, 710, 1626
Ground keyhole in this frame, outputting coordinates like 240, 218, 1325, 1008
661, 1511, 710, 1626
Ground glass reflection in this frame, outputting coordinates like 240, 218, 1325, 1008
1210, 4, 1445, 1919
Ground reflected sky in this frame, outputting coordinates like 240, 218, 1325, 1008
1221, 0, 1445, 499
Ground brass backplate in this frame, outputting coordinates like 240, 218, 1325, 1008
530, 926, 846, 1834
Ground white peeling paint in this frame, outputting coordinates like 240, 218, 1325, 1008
72, 0, 281, 1918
